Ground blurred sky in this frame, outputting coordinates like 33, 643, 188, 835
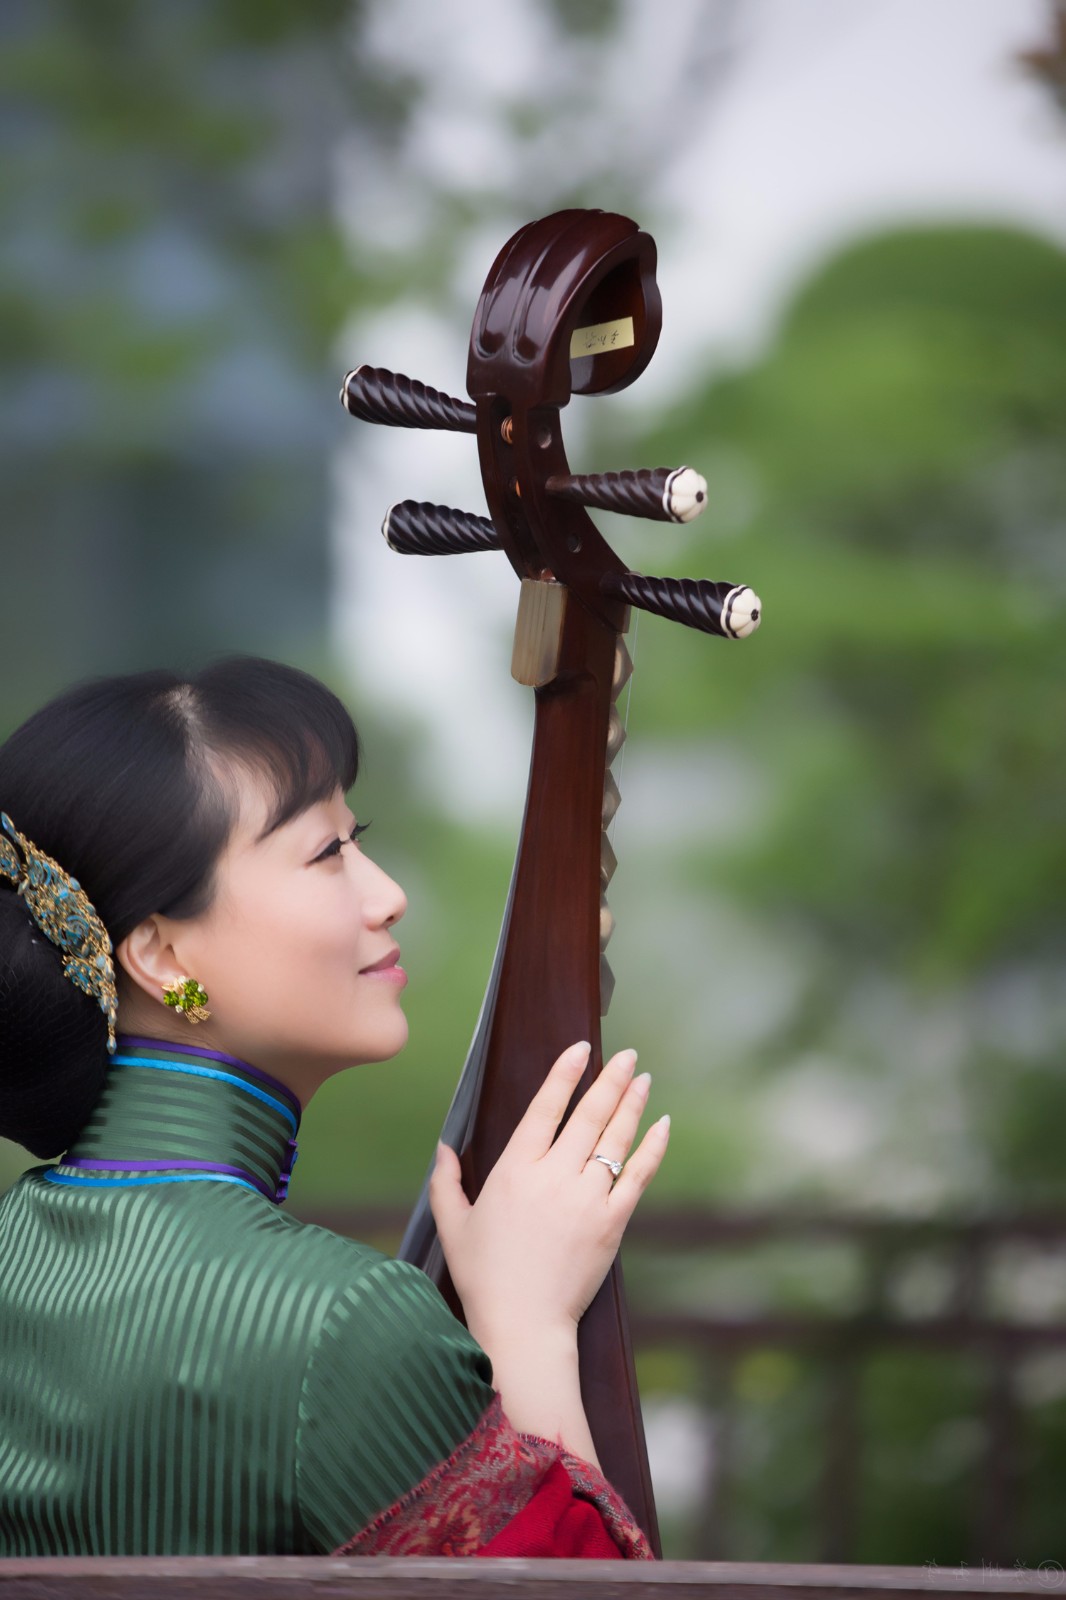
657, 0, 1066, 379
332, 0, 1066, 818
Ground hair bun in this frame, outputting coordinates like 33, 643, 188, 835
0, 889, 110, 1159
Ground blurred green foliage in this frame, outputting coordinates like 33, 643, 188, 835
611, 221, 1065, 1561
617, 223, 1065, 1201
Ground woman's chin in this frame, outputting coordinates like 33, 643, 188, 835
355, 1016, 410, 1065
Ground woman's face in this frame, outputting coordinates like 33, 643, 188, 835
121, 768, 409, 1098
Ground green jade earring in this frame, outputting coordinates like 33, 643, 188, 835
162, 976, 211, 1024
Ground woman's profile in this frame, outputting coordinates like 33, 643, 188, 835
0, 656, 667, 1558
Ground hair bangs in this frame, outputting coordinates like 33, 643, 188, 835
193, 658, 360, 839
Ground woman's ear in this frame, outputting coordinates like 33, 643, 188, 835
116, 916, 186, 1006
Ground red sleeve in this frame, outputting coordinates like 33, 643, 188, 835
331, 1393, 653, 1560
476, 1460, 623, 1559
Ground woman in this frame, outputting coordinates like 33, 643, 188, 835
0, 657, 667, 1559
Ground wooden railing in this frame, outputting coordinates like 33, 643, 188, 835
1, 1555, 1062, 1597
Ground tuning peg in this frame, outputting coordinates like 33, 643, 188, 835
342, 365, 476, 434
546, 466, 707, 524
600, 572, 762, 640
383, 501, 500, 557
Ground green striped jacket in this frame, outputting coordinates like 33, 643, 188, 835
0, 1038, 493, 1555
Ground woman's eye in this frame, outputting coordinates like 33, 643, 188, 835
313, 821, 371, 864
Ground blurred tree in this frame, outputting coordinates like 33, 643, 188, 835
0, 0, 371, 729
610, 223, 1066, 1212
599, 221, 1066, 1565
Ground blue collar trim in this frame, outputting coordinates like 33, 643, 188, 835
109, 1054, 299, 1136
43, 1170, 263, 1196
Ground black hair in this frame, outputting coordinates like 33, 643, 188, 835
0, 657, 359, 1158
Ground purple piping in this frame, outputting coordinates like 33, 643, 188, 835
115, 1035, 301, 1117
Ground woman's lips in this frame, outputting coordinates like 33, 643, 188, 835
360, 947, 407, 985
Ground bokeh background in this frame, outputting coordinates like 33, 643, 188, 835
2, 0, 1064, 1566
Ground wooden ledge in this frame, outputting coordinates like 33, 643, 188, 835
1, 1560, 1062, 1600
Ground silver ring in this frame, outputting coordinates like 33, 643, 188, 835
592, 1153, 624, 1179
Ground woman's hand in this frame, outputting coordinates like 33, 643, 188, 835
429, 1041, 669, 1353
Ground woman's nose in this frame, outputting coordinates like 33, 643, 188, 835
382, 878, 406, 928
361, 855, 407, 929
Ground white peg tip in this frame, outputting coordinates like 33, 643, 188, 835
722, 585, 762, 639
664, 466, 708, 523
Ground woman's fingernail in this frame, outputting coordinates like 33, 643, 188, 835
656, 1113, 671, 1136
633, 1072, 652, 1097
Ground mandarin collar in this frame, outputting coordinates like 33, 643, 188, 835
59, 1036, 301, 1203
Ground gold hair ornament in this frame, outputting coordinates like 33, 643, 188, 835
162, 976, 210, 1024
0, 812, 118, 1054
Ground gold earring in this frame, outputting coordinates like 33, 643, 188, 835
162, 976, 211, 1024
